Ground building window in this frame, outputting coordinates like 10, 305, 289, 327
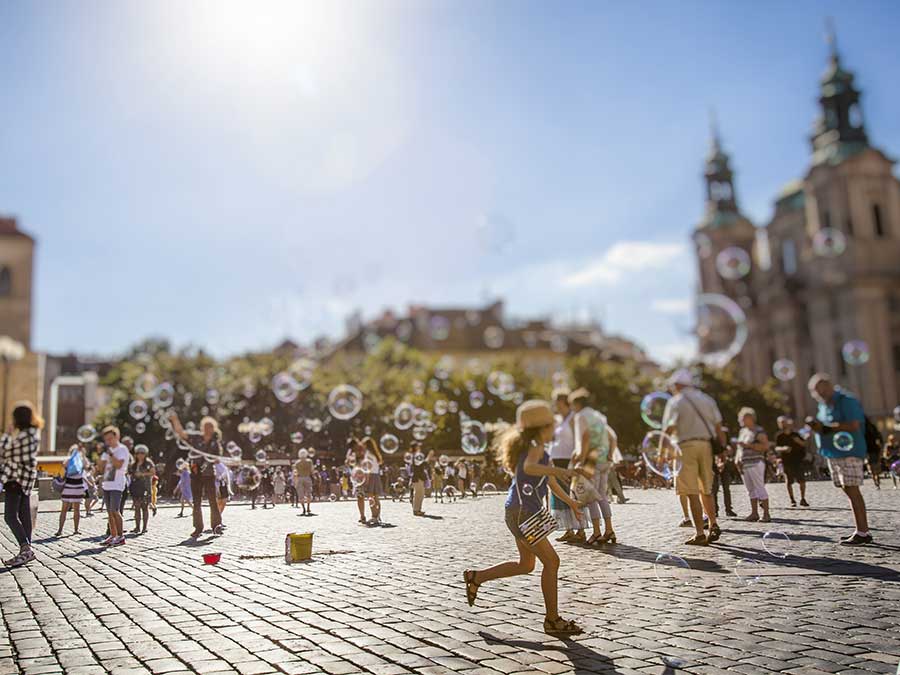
0, 267, 10, 297
873, 204, 885, 237
781, 239, 797, 276
822, 211, 831, 230
846, 217, 854, 236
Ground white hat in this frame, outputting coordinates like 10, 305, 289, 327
667, 369, 694, 387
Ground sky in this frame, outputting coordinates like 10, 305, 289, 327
2, 1, 899, 364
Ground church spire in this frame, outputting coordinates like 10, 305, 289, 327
811, 19, 868, 164
703, 111, 738, 223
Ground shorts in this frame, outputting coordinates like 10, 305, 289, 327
867, 454, 881, 472
296, 476, 313, 501
218, 484, 229, 499
675, 440, 714, 496
740, 462, 768, 500
827, 456, 864, 488
103, 490, 123, 512
504, 506, 537, 544
784, 463, 805, 484
354, 474, 383, 498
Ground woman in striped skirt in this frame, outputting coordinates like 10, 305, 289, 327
57, 445, 87, 536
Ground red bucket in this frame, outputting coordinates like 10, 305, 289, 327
202, 552, 222, 565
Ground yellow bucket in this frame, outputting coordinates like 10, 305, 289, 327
285, 532, 313, 563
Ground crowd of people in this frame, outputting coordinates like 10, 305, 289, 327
1, 369, 898, 634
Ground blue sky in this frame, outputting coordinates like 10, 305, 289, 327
2, 1, 899, 363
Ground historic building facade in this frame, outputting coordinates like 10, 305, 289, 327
695, 39, 900, 422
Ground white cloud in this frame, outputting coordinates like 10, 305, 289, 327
651, 339, 698, 366
650, 297, 692, 314
560, 241, 687, 288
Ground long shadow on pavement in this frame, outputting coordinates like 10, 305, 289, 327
714, 542, 900, 581
479, 630, 624, 675
724, 528, 833, 543
588, 543, 731, 574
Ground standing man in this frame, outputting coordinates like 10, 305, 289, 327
409, 442, 428, 516
662, 369, 725, 546
807, 373, 872, 545
775, 416, 809, 507
100, 426, 130, 547
293, 450, 314, 516
549, 389, 584, 543
170, 414, 224, 537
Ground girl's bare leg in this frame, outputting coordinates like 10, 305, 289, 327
73, 504, 80, 533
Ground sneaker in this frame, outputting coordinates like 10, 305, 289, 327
799, 499, 809, 507
840, 533, 873, 546
790, 501, 797, 508
99, 536, 115, 547
110, 536, 126, 547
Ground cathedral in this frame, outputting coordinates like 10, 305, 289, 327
694, 35, 900, 423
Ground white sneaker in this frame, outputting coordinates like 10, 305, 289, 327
110, 536, 126, 547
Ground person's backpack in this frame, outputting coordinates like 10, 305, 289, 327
864, 416, 883, 456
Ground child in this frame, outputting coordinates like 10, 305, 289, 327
176, 462, 192, 518
463, 400, 585, 636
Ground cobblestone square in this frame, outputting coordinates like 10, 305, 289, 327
2, 481, 899, 675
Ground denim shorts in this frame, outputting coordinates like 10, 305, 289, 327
103, 490, 123, 512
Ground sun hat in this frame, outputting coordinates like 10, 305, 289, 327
516, 400, 554, 430
667, 369, 694, 387
567, 387, 590, 405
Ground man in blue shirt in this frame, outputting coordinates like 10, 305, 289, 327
807, 373, 872, 546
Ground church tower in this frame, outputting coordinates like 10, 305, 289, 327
0, 216, 35, 350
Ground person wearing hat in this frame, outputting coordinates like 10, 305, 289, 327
463, 400, 586, 637
128, 444, 156, 534
661, 369, 726, 546
735, 407, 771, 522
548, 388, 585, 543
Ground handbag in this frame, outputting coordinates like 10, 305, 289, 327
513, 460, 557, 545
682, 393, 726, 456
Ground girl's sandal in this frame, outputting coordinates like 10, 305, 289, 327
585, 534, 602, 546
544, 616, 584, 636
463, 570, 480, 607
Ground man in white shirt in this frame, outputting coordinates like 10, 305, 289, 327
662, 369, 726, 546
100, 426, 130, 547
549, 389, 583, 542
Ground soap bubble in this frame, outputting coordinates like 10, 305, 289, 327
412, 426, 428, 441
412, 452, 426, 466
833, 431, 854, 452
640, 392, 671, 429
328, 493, 338, 502
305, 418, 323, 433
175, 459, 186, 471
733, 558, 763, 586
841, 340, 870, 366
297, 448, 309, 460
481, 482, 497, 493
483, 326, 505, 349
442, 486, 457, 498
129, 400, 149, 420
135, 422, 146, 434
461, 420, 488, 454
438, 454, 449, 466
696, 293, 748, 368
258, 417, 274, 436
227, 444, 242, 460
772, 359, 797, 382
812, 228, 847, 258
890, 459, 900, 477
641, 431, 683, 480
694, 232, 713, 258
325, 385, 362, 421
153, 382, 175, 408
254, 449, 268, 463
272, 372, 300, 403
205, 389, 219, 405
469, 391, 485, 409
654, 553, 692, 584
521, 484, 534, 496
715, 246, 751, 280
350, 467, 367, 487
360, 458, 375, 473
77, 425, 97, 443
486, 371, 515, 400
434, 400, 449, 416
379, 434, 400, 455
290, 431, 304, 444
761, 531, 791, 559
403, 452, 413, 464
134, 373, 159, 399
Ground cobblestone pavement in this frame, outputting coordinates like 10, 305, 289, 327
1, 480, 899, 675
